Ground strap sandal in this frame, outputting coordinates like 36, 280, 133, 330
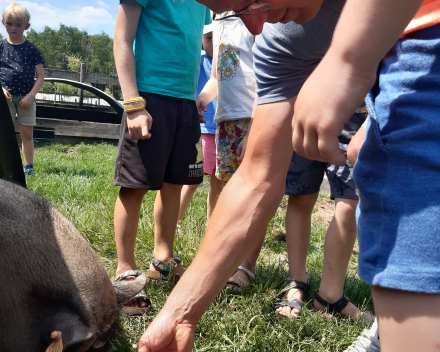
313, 290, 374, 324
226, 266, 256, 290
147, 255, 183, 283
274, 280, 310, 317
113, 270, 151, 315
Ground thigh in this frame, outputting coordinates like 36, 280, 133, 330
215, 118, 251, 182
372, 286, 440, 352
285, 153, 325, 196
114, 92, 177, 190
165, 99, 203, 186
16, 98, 36, 126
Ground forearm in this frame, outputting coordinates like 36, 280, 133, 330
114, 1, 142, 101
28, 76, 44, 98
328, 0, 425, 73
198, 77, 218, 105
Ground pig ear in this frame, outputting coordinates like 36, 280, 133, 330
112, 273, 147, 306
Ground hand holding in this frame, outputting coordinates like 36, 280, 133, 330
19, 94, 34, 109
236, 134, 249, 164
196, 94, 208, 124
126, 109, 153, 140
2, 87, 11, 101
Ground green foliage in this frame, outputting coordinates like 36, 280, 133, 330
25, 142, 373, 352
26, 25, 116, 76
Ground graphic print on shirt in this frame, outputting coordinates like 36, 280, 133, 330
216, 34, 240, 81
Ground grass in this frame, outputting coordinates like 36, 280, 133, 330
26, 141, 373, 352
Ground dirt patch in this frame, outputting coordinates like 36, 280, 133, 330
312, 196, 335, 225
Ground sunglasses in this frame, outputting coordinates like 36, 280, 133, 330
213, 1, 271, 21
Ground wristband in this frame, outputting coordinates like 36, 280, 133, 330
122, 96, 147, 113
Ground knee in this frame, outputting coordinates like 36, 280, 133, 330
288, 193, 318, 213
119, 187, 147, 201
334, 198, 358, 221
20, 127, 33, 141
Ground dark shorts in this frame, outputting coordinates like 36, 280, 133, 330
285, 112, 367, 200
114, 92, 203, 190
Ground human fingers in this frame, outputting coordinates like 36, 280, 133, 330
199, 116, 206, 124
291, 119, 305, 157
317, 133, 346, 166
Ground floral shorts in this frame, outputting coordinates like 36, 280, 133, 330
215, 118, 251, 181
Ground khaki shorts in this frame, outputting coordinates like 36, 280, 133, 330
8, 95, 36, 126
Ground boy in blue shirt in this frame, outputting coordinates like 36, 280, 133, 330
1, 3, 44, 176
179, 24, 223, 224
112, 0, 211, 313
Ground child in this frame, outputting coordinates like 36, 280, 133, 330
178, 24, 221, 224
1, 3, 44, 176
112, 0, 211, 313
195, 12, 258, 289
292, 1, 440, 351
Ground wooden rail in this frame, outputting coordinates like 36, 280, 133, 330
43, 68, 120, 86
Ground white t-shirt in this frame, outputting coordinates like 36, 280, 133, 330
213, 17, 256, 124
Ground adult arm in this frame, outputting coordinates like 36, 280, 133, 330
292, 0, 426, 166
19, 63, 44, 108
114, 0, 152, 140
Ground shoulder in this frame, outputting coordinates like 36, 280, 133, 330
25, 41, 41, 51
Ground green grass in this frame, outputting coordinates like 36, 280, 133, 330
26, 141, 372, 352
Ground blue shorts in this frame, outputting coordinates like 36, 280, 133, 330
355, 24, 440, 293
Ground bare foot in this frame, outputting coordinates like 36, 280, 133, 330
275, 287, 306, 318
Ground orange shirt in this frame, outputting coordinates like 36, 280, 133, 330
402, 0, 440, 36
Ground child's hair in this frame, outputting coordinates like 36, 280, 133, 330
2, 3, 31, 25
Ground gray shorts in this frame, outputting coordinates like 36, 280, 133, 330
8, 96, 36, 126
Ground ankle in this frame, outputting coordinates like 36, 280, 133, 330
288, 272, 308, 284
315, 288, 344, 303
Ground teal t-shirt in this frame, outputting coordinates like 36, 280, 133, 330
130, 0, 211, 101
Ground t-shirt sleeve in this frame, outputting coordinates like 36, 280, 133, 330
120, 0, 149, 7
33, 47, 44, 66
204, 7, 212, 25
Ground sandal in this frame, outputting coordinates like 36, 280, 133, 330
226, 266, 256, 290
313, 290, 374, 324
147, 255, 183, 283
113, 270, 151, 315
274, 280, 310, 318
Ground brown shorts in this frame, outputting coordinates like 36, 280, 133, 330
114, 92, 203, 190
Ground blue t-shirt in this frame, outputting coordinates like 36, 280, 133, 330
129, 0, 211, 101
198, 54, 217, 134
0, 39, 44, 96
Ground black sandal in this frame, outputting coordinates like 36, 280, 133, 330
313, 290, 374, 324
274, 280, 310, 317
147, 255, 183, 283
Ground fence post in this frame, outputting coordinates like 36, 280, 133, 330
79, 63, 85, 109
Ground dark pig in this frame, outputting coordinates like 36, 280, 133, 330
0, 178, 146, 351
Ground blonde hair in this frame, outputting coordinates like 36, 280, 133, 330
2, 3, 31, 25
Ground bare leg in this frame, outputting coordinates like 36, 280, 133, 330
149, 182, 185, 276
314, 198, 359, 317
372, 286, 440, 352
20, 125, 34, 165
276, 193, 318, 318
178, 184, 200, 222
207, 176, 225, 222
114, 186, 148, 308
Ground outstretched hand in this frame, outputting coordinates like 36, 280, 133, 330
127, 109, 153, 140
292, 53, 376, 166
137, 311, 196, 352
